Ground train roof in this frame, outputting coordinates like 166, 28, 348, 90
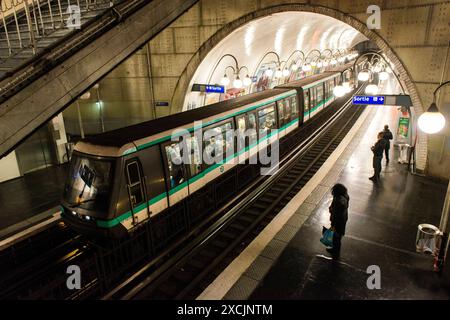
79, 87, 292, 151
275, 72, 338, 90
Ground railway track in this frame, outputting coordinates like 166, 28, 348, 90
103, 86, 366, 300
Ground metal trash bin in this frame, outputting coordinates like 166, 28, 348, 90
398, 144, 411, 164
416, 224, 440, 255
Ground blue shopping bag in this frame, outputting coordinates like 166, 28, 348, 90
320, 226, 334, 248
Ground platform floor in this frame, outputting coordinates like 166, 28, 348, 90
0, 164, 67, 235
216, 103, 450, 300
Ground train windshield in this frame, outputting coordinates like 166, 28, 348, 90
63, 153, 115, 213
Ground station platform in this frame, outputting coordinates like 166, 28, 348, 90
0, 164, 67, 240
198, 103, 450, 300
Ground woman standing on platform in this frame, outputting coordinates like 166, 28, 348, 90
327, 183, 349, 258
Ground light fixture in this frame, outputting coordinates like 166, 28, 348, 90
243, 75, 252, 87
302, 63, 311, 72
379, 71, 389, 81
317, 61, 323, 68
274, 68, 283, 79
418, 102, 446, 134
221, 74, 230, 86
373, 64, 382, 73
333, 85, 346, 97
365, 83, 379, 95
358, 71, 370, 82
322, 60, 329, 67
282, 68, 290, 77
233, 76, 243, 89
265, 69, 274, 77
291, 63, 299, 71
331, 58, 338, 65
343, 81, 351, 93
310, 61, 317, 67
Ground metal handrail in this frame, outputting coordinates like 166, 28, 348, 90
0, 0, 117, 59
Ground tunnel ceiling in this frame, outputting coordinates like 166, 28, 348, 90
185, 11, 368, 108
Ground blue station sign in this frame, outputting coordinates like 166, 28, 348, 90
353, 95, 386, 105
192, 84, 225, 94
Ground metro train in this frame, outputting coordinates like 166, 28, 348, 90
61, 63, 357, 239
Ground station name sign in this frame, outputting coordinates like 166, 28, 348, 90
353, 95, 385, 105
192, 84, 225, 94
352, 95, 412, 107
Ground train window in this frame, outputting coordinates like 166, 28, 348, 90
310, 88, 316, 109
316, 85, 323, 104
247, 113, 258, 144
277, 100, 285, 127
291, 97, 298, 119
165, 142, 185, 189
126, 161, 144, 207
303, 90, 310, 112
186, 136, 202, 178
204, 121, 233, 165
236, 115, 247, 151
258, 105, 276, 138
284, 99, 292, 123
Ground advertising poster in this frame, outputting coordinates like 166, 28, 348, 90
397, 117, 410, 139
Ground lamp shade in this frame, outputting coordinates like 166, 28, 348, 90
233, 76, 243, 89
418, 103, 446, 134
333, 85, 346, 97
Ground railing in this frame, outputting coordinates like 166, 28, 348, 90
0, 0, 115, 57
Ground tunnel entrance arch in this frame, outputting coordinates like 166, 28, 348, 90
170, 3, 428, 171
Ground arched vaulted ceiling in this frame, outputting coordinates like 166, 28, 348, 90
184, 11, 367, 109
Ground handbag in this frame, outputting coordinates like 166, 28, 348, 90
320, 226, 334, 248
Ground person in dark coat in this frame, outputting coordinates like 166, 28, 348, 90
382, 125, 393, 162
369, 132, 386, 182
327, 183, 349, 257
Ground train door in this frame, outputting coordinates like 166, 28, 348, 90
277, 99, 287, 138
163, 140, 189, 206
247, 112, 258, 159
303, 89, 310, 122
235, 114, 247, 162
185, 134, 203, 194
125, 159, 148, 225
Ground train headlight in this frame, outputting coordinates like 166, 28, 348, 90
85, 215, 91, 221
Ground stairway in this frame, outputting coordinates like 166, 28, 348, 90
0, 0, 115, 79
0, 0, 199, 159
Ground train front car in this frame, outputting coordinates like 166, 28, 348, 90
61, 149, 125, 238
